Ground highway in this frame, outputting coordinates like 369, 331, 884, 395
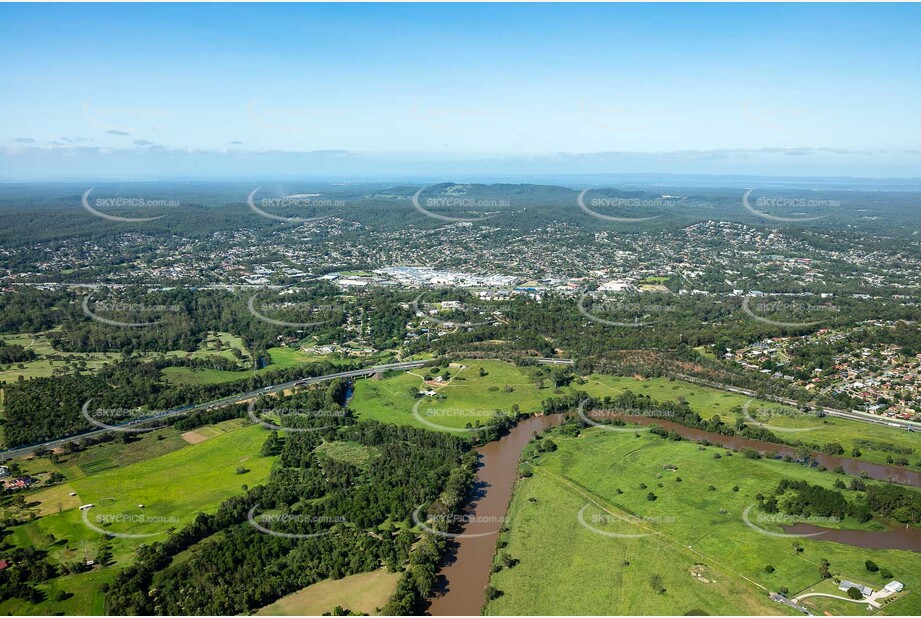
0, 360, 428, 460
674, 373, 920, 431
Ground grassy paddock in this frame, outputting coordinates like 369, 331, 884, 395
485, 428, 921, 616
349, 361, 916, 466
254, 569, 400, 616
583, 374, 919, 468
4, 423, 275, 587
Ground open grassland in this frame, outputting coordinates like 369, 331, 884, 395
0, 330, 246, 384
315, 440, 380, 469
4, 423, 274, 584
878, 591, 921, 615
350, 359, 655, 430
70, 423, 272, 538
485, 428, 921, 616
0, 332, 123, 383
349, 361, 916, 467
0, 567, 114, 616
254, 569, 400, 616
582, 374, 919, 468
175, 331, 251, 363
161, 345, 339, 385
161, 365, 255, 385
350, 360, 573, 430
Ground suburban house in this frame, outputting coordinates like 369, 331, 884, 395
839, 581, 874, 597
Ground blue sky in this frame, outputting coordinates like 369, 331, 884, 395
2, 3, 920, 179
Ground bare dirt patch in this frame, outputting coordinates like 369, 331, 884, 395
181, 431, 209, 444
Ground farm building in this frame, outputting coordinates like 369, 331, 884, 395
884, 581, 904, 593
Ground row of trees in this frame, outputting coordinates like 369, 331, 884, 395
759, 478, 921, 527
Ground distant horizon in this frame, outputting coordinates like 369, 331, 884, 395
3, 3, 921, 180
4, 149, 921, 185
5, 170, 921, 193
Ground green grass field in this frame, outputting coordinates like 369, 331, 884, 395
315, 440, 380, 469
2, 422, 276, 614
254, 569, 400, 616
0, 330, 249, 384
580, 374, 919, 468
485, 427, 921, 616
349, 361, 917, 467
350, 360, 576, 430
0, 567, 114, 616
161, 345, 336, 385
0, 332, 123, 383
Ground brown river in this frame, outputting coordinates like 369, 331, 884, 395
425, 413, 920, 615
426, 414, 564, 616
